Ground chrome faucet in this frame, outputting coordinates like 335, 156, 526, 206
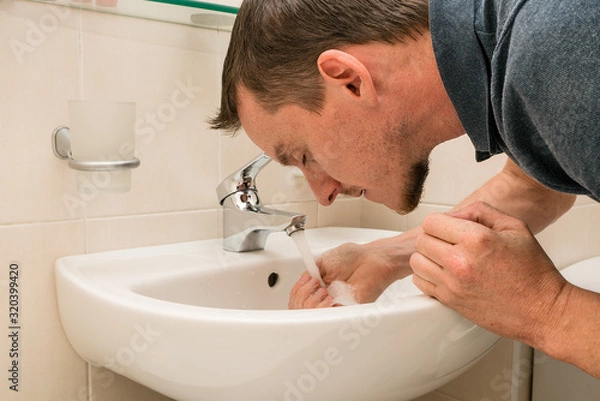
217, 153, 307, 252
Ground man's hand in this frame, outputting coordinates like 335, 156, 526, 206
288, 272, 334, 309
410, 201, 571, 344
288, 236, 414, 309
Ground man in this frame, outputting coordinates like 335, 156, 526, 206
210, 0, 600, 378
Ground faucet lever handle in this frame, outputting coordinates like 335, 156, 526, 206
217, 153, 271, 203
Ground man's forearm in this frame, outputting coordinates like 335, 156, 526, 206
544, 285, 600, 378
453, 158, 576, 234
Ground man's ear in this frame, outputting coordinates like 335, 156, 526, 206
317, 49, 378, 106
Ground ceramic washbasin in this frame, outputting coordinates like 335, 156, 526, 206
55, 227, 500, 401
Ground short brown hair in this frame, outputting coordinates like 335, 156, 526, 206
209, 0, 429, 133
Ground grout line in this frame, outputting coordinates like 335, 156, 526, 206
84, 208, 221, 222
0, 219, 85, 229
87, 363, 92, 401
77, 9, 84, 100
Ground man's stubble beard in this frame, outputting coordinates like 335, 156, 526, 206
397, 157, 429, 215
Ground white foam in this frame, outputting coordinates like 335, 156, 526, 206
328, 280, 358, 306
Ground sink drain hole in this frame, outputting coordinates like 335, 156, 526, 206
268, 272, 279, 287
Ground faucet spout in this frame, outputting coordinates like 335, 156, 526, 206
217, 153, 307, 252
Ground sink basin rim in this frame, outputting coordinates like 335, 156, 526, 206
57, 257, 445, 324
56, 227, 449, 323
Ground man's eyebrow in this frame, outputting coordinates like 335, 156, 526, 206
274, 143, 292, 166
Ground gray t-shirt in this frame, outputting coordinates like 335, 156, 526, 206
430, 0, 600, 201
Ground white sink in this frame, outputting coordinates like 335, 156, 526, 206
55, 227, 500, 401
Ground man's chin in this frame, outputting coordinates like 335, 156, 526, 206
367, 195, 418, 216
387, 188, 426, 216
391, 202, 419, 216
364, 161, 428, 215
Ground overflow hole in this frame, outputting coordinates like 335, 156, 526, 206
267, 272, 279, 287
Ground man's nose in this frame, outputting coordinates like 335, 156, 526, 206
304, 169, 341, 206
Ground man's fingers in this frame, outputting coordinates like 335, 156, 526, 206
421, 202, 520, 248
409, 249, 443, 296
414, 230, 454, 268
412, 273, 437, 298
447, 201, 520, 232
288, 272, 311, 304
420, 212, 479, 245
289, 273, 331, 309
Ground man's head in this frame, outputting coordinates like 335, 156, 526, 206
210, 0, 429, 133
211, 0, 463, 214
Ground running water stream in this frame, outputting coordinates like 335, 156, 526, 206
290, 229, 326, 286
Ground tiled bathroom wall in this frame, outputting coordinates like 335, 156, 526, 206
1, 2, 599, 401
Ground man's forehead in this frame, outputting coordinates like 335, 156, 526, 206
237, 97, 289, 166
237, 86, 311, 167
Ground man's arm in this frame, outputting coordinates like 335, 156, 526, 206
549, 285, 600, 378
411, 160, 600, 378
412, 200, 600, 378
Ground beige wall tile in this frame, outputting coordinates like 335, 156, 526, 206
436, 338, 515, 401
574, 194, 596, 206
424, 135, 506, 206
217, 30, 232, 55
261, 164, 316, 205
85, 209, 219, 252
317, 197, 362, 228
537, 205, 590, 269
531, 350, 600, 401
586, 204, 600, 258
220, 129, 263, 180
76, 7, 219, 53
360, 202, 450, 233
0, 2, 81, 224
91, 368, 175, 401
0, 221, 87, 401
412, 392, 462, 401
360, 200, 407, 231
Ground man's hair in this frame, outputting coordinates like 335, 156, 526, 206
209, 0, 429, 133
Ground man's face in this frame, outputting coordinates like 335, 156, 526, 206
236, 87, 431, 214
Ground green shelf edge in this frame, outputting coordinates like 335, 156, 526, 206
147, 0, 238, 14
